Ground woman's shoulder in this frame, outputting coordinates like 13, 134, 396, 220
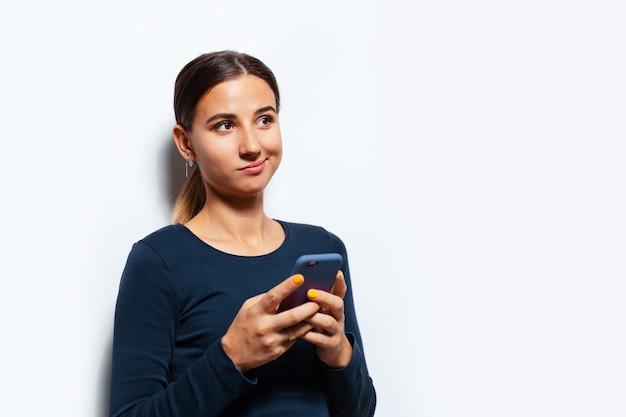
140, 223, 185, 243
130, 223, 195, 255
279, 219, 332, 236
278, 220, 346, 252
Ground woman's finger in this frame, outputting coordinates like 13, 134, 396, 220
329, 270, 347, 298
257, 274, 304, 313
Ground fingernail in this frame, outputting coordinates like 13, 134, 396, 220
307, 289, 319, 299
292, 274, 304, 285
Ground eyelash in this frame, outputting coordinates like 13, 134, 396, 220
257, 115, 274, 126
214, 116, 274, 132
214, 121, 233, 131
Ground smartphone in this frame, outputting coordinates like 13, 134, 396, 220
277, 253, 343, 313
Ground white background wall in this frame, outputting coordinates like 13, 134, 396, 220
1, 1, 624, 416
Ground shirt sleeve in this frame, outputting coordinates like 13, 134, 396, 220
109, 241, 256, 417
324, 234, 377, 417
324, 334, 377, 417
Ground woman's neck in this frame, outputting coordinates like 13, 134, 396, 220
184, 194, 284, 256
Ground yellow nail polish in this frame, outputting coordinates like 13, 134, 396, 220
308, 289, 319, 299
292, 274, 304, 285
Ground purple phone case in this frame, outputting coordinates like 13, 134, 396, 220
277, 253, 343, 312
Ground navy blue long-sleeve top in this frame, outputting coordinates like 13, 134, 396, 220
109, 221, 376, 417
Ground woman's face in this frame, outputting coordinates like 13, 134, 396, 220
182, 75, 282, 200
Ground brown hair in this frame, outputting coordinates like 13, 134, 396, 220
171, 51, 281, 224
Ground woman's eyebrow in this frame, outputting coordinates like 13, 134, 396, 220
205, 113, 236, 125
204, 106, 277, 125
254, 105, 277, 115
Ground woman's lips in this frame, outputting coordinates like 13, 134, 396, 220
239, 160, 266, 174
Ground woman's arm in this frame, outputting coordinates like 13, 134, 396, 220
306, 235, 377, 417
321, 268, 377, 417
109, 242, 255, 417
110, 241, 325, 417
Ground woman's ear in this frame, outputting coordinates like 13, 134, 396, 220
172, 125, 194, 161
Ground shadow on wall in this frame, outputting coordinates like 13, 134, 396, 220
99, 339, 112, 417
98, 132, 186, 417
163, 133, 187, 211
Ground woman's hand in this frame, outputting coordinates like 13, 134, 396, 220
221, 274, 320, 373
300, 270, 353, 369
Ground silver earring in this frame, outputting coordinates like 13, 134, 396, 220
184, 153, 195, 178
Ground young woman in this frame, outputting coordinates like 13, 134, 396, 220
109, 50, 376, 417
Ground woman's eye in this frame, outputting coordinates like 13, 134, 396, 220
257, 116, 273, 127
214, 121, 234, 132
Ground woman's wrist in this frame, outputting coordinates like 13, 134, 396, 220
321, 334, 353, 369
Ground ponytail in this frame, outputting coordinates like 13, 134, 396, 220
171, 168, 205, 224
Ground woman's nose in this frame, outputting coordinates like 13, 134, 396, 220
240, 130, 261, 157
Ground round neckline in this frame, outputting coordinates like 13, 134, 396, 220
174, 219, 290, 260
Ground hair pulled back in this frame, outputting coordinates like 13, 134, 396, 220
171, 51, 280, 224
